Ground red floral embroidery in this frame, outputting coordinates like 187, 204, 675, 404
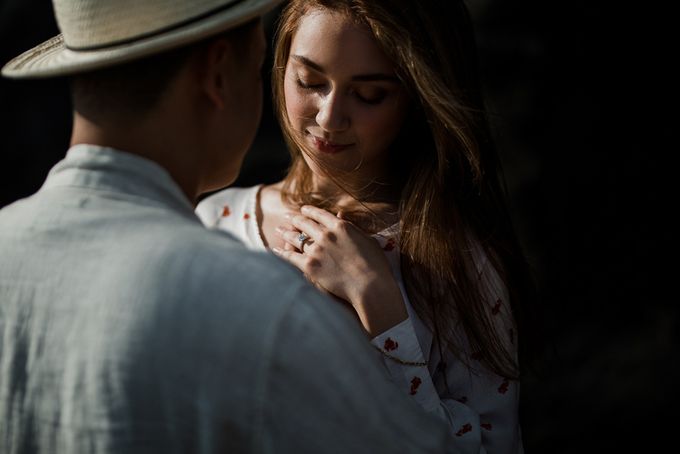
481, 423, 493, 431
498, 378, 510, 394
456, 396, 468, 404
383, 238, 396, 251
221, 206, 231, 217
492, 298, 502, 315
409, 376, 422, 395
456, 423, 472, 436
243, 213, 251, 220
383, 337, 398, 351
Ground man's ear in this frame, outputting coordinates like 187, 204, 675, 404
198, 38, 234, 111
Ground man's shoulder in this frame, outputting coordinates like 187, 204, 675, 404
142, 221, 311, 306
142, 220, 282, 278
0, 194, 36, 224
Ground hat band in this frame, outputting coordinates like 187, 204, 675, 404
65, 0, 248, 52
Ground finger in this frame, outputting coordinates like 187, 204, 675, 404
274, 223, 300, 251
313, 280, 332, 296
275, 225, 300, 249
300, 205, 343, 229
277, 228, 314, 252
271, 247, 313, 274
286, 212, 325, 240
278, 221, 296, 232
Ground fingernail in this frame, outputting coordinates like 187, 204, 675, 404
284, 213, 292, 220
300, 205, 310, 214
272, 247, 282, 254
275, 226, 284, 235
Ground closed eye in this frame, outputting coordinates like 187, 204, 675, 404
352, 87, 388, 105
296, 78, 325, 90
354, 90, 387, 105
296, 77, 389, 105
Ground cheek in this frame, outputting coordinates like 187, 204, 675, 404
284, 78, 313, 130
355, 106, 407, 151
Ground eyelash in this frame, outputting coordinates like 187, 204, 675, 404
296, 79, 323, 90
295, 78, 386, 105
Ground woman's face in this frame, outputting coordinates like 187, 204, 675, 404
283, 8, 409, 178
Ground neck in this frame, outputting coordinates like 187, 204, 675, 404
292, 169, 400, 232
70, 111, 201, 204
308, 165, 399, 207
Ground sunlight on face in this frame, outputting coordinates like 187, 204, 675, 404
283, 8, 409, 178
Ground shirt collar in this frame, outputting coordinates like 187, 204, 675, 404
41, 144, 196, 216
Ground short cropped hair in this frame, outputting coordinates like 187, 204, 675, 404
71, 19, 258, 122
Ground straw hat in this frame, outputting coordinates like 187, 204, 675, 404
1, 0, 284, 79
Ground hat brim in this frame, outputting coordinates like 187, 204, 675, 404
1, 0, 284, 79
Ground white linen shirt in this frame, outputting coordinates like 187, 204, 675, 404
197, 185, 524, 454
0, 145, 458, 454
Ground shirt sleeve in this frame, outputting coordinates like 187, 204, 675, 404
370, 266, 523, 454
256, 284, 459, 454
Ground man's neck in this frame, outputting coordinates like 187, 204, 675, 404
71, 111, 201, 205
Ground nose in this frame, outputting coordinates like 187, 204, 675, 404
315, 91, 349, 133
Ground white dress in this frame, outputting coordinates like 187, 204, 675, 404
196, 185, 524, 454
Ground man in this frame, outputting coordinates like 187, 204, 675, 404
0, 1, 455, 453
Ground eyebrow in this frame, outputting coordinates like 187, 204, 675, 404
291, 55, 399, 83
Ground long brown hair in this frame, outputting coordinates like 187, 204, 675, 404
272, 0, 536, 379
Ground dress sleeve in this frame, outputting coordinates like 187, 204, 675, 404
370, 262, 523, 454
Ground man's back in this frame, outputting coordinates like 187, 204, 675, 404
0, 146, 453, 453
0, 145, 300, 451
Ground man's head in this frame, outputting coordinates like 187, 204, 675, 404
69, 18, 267, 193
70, 19, 261, 124
2, 0, 282, 198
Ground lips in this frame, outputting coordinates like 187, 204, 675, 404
310, 135, 353, 154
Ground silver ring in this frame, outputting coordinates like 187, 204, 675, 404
298, 232, 310, 250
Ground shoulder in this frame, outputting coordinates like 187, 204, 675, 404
133, 223, 323, 330
258, 181, 285, 209
145, 227, 366, 359
195, 185, 262, 227
141, 222, 268, 284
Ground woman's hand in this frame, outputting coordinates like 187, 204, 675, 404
272, 205, 407, 336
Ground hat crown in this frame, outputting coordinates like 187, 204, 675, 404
54, 0, 238, 49
3, 0, 282, 78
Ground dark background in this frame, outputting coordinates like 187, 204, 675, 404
1, 1, 674, 451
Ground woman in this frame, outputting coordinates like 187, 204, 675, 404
197, 1, 535, 452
